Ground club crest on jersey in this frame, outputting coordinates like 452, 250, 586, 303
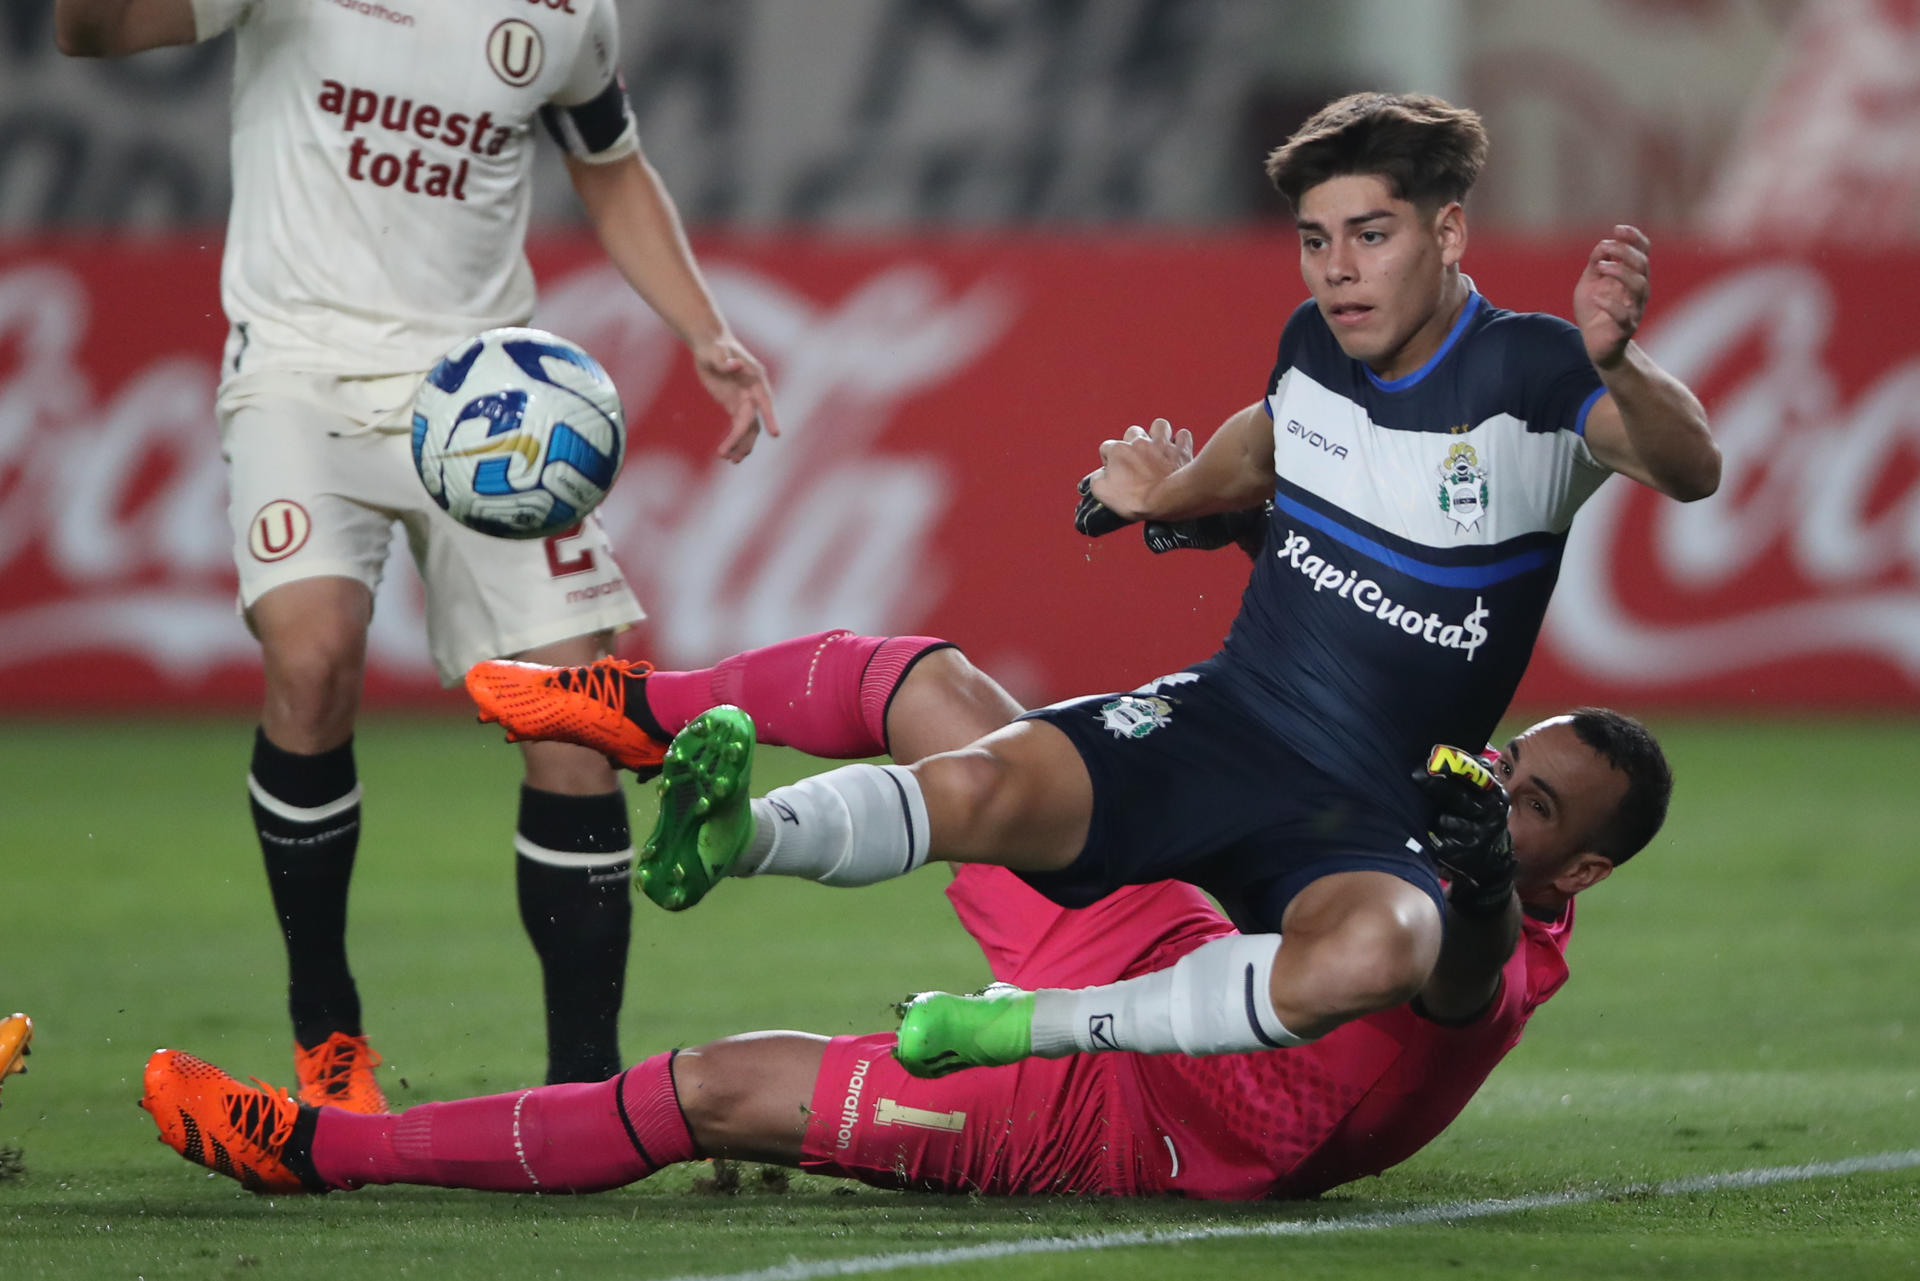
1438, 443, 1489, 531
488, 18, 544, 86
1097, 695, 1173, 739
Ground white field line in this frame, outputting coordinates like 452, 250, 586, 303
660, 1148, 1920, 1281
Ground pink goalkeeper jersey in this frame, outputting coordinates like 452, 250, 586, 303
803, 867, 1573, 1201
1120, 901, 1573, 1199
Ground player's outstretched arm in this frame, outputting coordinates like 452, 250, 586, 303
566, 151, 778, 464
1411, 747, 1521, 1024
1574, 225, 1721, 502
1088, 402, 1274, 523
54, 0, 195, 56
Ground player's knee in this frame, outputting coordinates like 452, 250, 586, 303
910, 752, 1052, 860
520, 738, 619, 793
914, 747, 1021, 853
1275, 903, 1439, 1028
669, 1042, 752, 1150
1334, 911, 1437, 1008
916, 726, 1089, 870
259, 630, 366, 744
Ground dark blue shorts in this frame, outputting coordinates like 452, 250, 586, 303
1015, 668, 1443, 934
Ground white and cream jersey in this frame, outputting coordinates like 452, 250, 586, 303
191, 0, 639, 379
1203, 292, 1611, 826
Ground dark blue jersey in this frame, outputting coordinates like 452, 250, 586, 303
1206, 291, 1609, 826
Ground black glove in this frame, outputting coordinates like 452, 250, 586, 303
1143, 504, 1269, 560
1414, 744, 1516, 916
1074, 471, 1136, 538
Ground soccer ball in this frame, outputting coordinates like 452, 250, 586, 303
411, 327, 626, 540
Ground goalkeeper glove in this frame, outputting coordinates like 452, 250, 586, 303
1074, 472, 1136, 538
1143, 504, 1269, 560
1414, 744, 1516, 917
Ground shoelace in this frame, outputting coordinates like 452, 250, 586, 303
228, 1078, 298, 1152
309, 1040, 382, 1098
554, 659, 651, 715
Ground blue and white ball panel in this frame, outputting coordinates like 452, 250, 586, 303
411, 326, 625, 541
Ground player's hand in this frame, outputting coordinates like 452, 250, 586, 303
692, 334, 779, 463
1074, 471, 1135, 537
1573, 224, 1650, 371
1414, 745, 1516, 916
1088, 418, 1191, 521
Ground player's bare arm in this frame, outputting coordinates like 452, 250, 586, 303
1089, 403, 1274, 521
565, 151, 778, 464
1406, 746, 1521, 1022
53, 0, 194, 56
1413, 890, 1519, 1024
1574, 225, 1721, 502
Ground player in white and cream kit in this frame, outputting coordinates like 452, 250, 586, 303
57, 0, 778, 1103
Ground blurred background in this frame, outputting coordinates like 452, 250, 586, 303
2, 0, 1917, 715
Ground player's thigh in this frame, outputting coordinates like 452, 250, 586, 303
222, 382, 400, 622
912, 718, 1092, 871
403, 491, 643, 686
886, 646, 1026, 765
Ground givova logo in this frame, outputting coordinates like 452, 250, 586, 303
1276, 530, 1491, 661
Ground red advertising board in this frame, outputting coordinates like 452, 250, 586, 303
1, 235, 1916, 713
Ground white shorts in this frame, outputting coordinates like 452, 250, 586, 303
219, 369, 644, 686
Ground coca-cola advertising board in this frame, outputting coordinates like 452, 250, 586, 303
1, 235, 1915, 713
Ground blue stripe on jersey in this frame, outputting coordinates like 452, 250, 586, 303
1572, 385, 1605, 437
1273, 493, 1558, 588
1364, 293, 1485, 393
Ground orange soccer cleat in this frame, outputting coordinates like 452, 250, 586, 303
141, 1049, 325, 1194
0, 1013, 32, 1104
293, 1031, 389, 1114
465, 657, 669, 773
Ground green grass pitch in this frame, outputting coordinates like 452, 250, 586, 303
3, 714, 1918, 1279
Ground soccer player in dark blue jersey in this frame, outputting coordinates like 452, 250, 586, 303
631, 92, 1720, 1076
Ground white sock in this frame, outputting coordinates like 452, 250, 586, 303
1027, 933, 1308, 1056
733, 763, 930, 887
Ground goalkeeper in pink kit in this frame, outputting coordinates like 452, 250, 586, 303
140, 630, 1665, 1201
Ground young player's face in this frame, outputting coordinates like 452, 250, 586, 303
1294, 174, 1466, 381
1496, 717, 1628, 896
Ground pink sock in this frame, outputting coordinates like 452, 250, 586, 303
310, 1052, 695, 1193
645, 631, 951, 757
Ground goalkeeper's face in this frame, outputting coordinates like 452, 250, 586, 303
1496, 717, 1628, 900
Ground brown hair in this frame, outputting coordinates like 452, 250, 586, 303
1265, 93, 1489, 213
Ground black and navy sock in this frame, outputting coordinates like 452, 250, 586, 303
515, 785, 633, 1084
249, 728, 363, 1049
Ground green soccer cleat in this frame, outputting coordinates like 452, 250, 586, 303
637, 706, 757, 911
893, 985, 1036, 1078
